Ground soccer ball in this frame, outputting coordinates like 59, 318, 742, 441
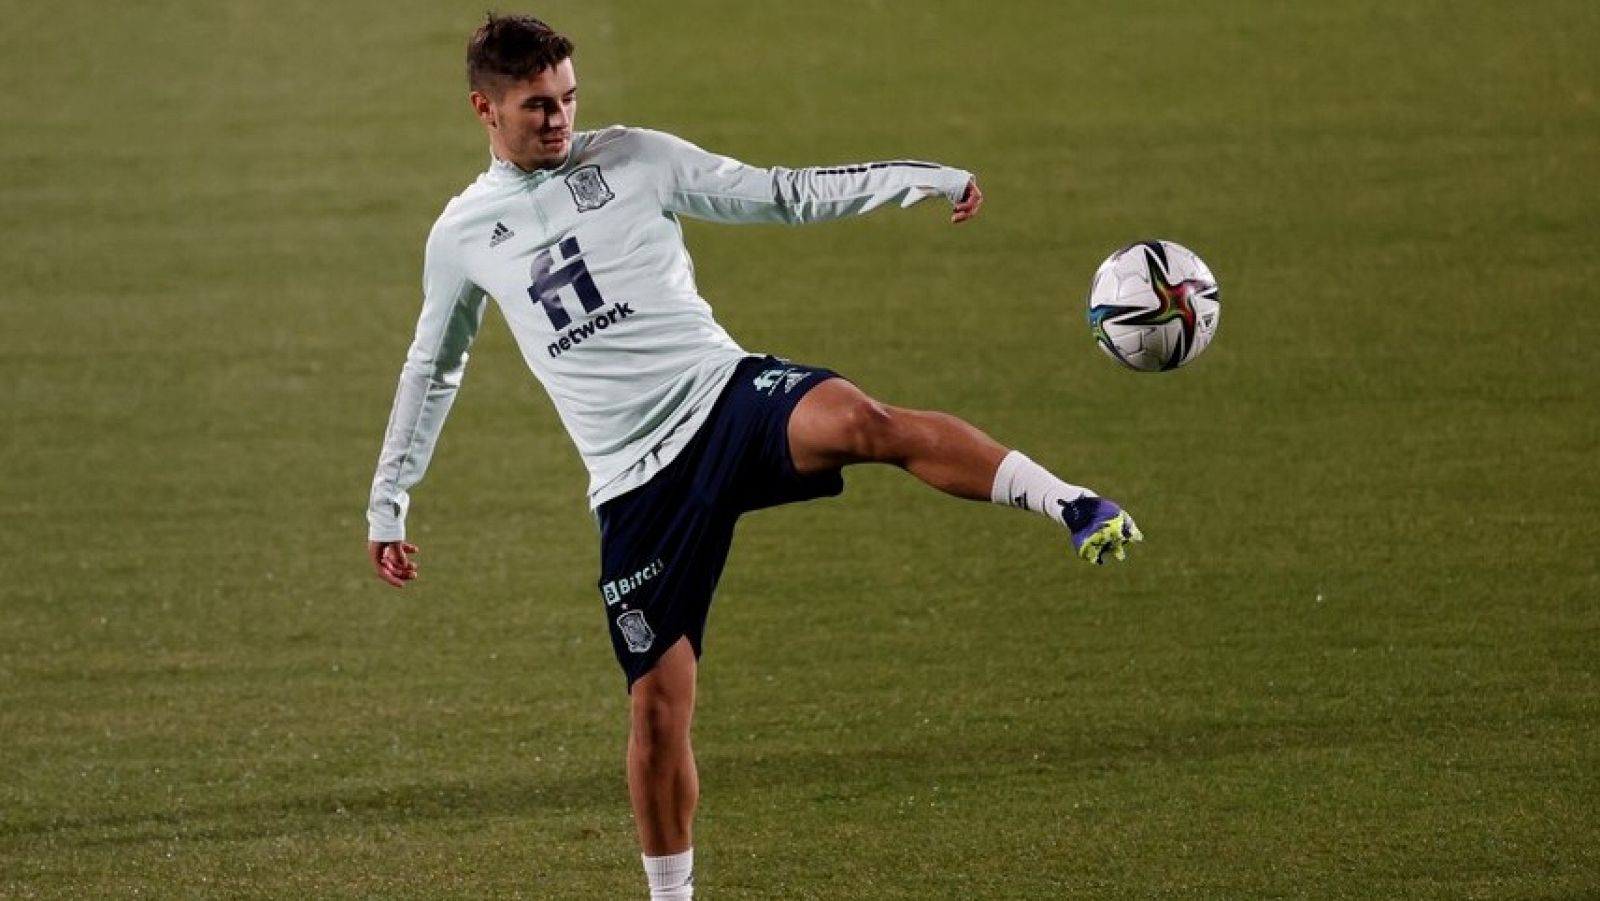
1087, 240, 1221, 372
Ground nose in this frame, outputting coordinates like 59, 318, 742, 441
547, 102, 569, 130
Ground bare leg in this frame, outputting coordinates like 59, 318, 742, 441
788, 379, 1008, 498
629, 637, 699, 856
788, 377, 1143, 564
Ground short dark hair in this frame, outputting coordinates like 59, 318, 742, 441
467, 13, 574, 96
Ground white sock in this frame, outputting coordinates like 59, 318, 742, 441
642, 849, 694, 900
990, 450, 1091, 526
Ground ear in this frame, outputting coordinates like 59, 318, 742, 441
470, 90, 497, 130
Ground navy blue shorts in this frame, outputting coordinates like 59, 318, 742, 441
596, 356, 845, 688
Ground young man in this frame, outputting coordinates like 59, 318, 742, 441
365, 14, 1141, 899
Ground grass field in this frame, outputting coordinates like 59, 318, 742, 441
3, 0, 1598, 897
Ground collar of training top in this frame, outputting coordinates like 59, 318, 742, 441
487, 145, 576, 183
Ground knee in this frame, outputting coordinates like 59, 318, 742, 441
631, 684, 692, 751
835, 395, 902, 461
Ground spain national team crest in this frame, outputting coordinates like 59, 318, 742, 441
565, 165, 614, 212
616, 610, 655, 654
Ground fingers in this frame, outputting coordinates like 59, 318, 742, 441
368, 540, 420, 588
386, 543, 419, 583
951, 178, 983, 223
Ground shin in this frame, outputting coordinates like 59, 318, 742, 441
628, 637, 699, 856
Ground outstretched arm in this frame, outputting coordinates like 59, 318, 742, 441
639, 129, 981, 226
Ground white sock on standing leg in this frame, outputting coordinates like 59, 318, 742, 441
642, 849, 694, 900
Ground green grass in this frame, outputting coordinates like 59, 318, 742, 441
3, 0, 1598, 897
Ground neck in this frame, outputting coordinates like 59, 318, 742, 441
492, 141, 567, 173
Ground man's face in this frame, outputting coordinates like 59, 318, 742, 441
472, 58, 578, 170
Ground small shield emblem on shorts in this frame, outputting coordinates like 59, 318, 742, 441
617, 610, 655, 653
566, 165, 615, 212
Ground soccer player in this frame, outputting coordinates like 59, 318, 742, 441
365, 14, 1141, 899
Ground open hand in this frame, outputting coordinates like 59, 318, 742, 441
368, 540, 420, 588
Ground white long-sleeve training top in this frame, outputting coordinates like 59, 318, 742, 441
367, 126, 971, 541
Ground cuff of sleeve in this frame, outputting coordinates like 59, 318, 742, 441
367, 508, 406, 543
368, 491, 409, 542
943, 168, 973, 202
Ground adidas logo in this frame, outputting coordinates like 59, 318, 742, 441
489, 221, 515, 248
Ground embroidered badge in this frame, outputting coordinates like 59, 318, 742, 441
566, 165, 615, 212
616, 610, 655, 653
